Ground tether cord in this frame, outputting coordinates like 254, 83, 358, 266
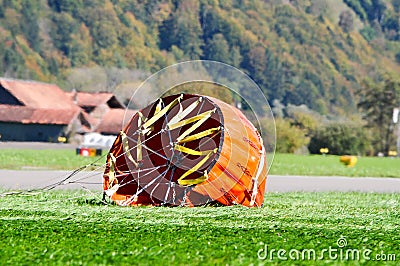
163, 166, 177, 204
122, 167, 170, 206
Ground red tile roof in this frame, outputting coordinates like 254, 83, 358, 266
66, 91, 124, 108
0, 78, 77, 109
0, 105, 79, 125
96, 109, 137, 134
0, 78, 133, 135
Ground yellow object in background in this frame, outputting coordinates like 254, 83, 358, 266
339, 155, 357, 167
57, 136, 67, 143
388, 150, 398, 157
320, 148, 329, 155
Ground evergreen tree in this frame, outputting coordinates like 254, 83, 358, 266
204, 33, 231, 63
358, 77, 400, 154
159, 1, 203, 59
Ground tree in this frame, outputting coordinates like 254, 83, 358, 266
275, 118, 310, 153
242, 45, 266, 88
339, 10, 354, 33
394, 0, 400, 12
159, 1, 203, 59
396, 53, 400, 65
3, 45, 25, 76
308, 122, 370, 155
21, 0, 42, 53
285, 104, 320, 136
357, 77, 400, 154
343, 0, 367, 20
382, 10, 400, 40
366, 0, 386, 23
50, 12, 79, 58
69, 24, 93, 66
204, 34, 231, 63
48, 0, 83, 14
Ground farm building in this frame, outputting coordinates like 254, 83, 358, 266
0, 78, 90, 142
0, 78, 136, 142
66, 91, 136, 135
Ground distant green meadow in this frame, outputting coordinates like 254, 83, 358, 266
0, 191, 398, 265
0, 149, 399, 177
269, 154, 400, 178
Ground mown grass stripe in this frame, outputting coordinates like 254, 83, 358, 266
0, 191, 398, 265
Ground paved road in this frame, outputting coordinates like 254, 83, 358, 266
0, 170, 399, 193
0, 141, 78, 150
266, 175, 400, 193
0, 170, 102, 191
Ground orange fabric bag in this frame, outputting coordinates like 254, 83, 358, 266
103, 94, 267, 207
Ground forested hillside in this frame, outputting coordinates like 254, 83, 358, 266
1, 0, 400, 116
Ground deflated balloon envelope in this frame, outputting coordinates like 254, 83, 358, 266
103, 92, 267, 207
103, 61, 275, 207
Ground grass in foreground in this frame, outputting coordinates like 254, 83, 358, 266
1, 149, 400, 177
0, 191, 399, 265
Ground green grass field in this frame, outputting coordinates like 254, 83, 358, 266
269, 154, 400, 177
0, 191, 398, 265
1, 149, 399, 177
